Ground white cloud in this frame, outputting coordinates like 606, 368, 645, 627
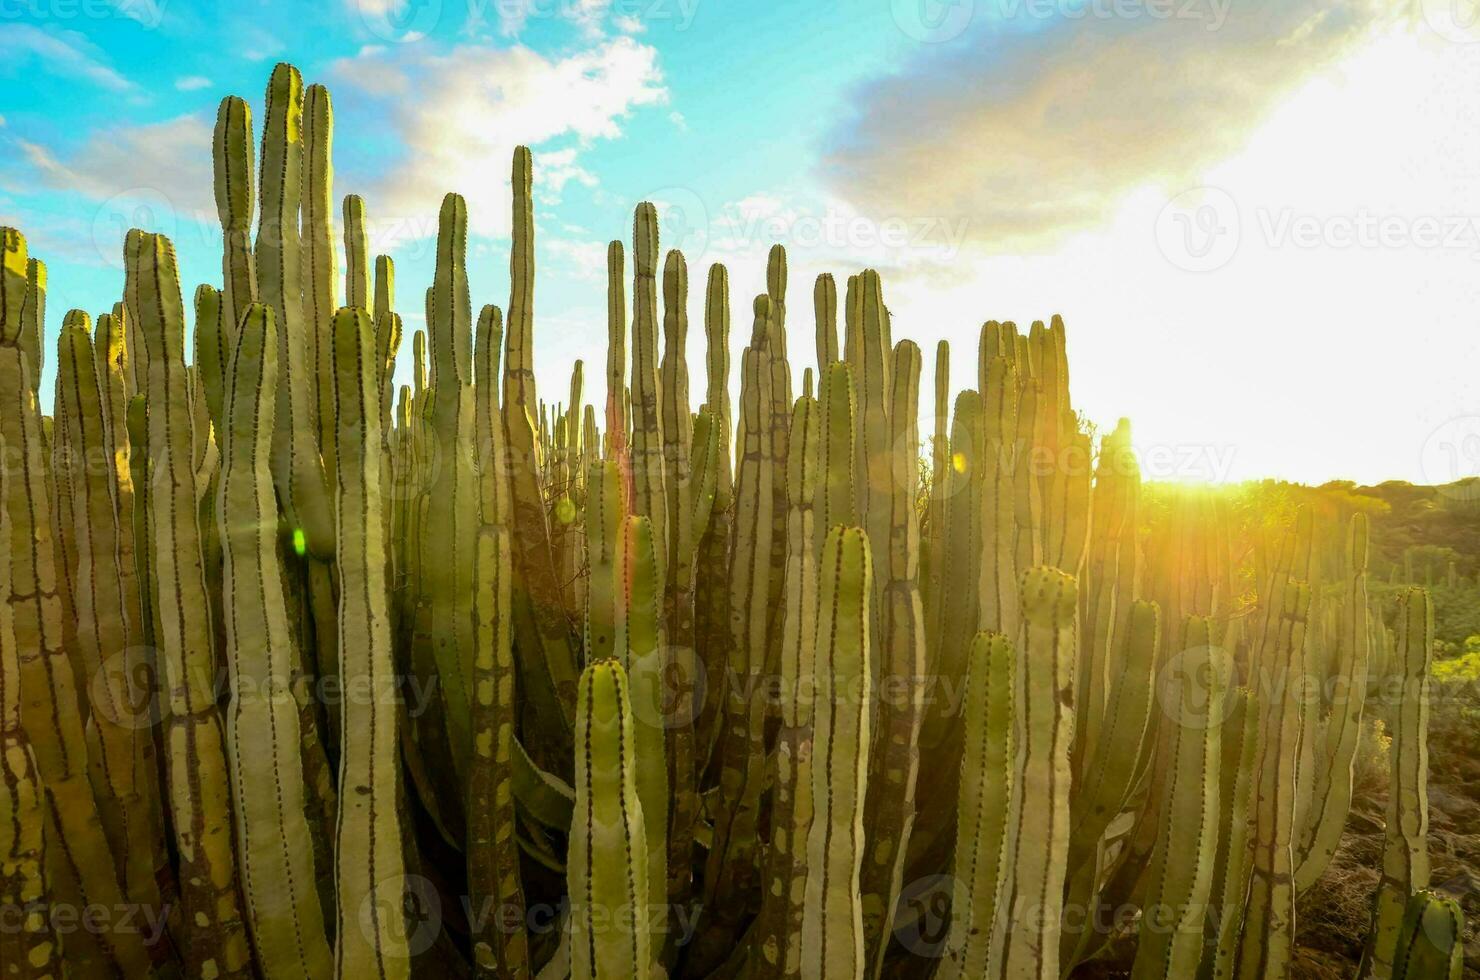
174, 75, 211, 91
240, 29, 284, 61
332, 37, 667, 242
18, 114, 215, 221
816, 25, 1480, 486
0, 25, 133, 91
497, 0, 613, 37
824, 0, 1398, 251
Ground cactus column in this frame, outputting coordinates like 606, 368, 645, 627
800, 526, 874, 980
330, 307, 411, 978
1358, 588, 1433, 980
217, 303, 335, 978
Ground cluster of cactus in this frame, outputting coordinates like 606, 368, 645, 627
0, 62, 1465, 980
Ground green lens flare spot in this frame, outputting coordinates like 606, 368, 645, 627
293, 527, 307, 557
555, 496, 577, 525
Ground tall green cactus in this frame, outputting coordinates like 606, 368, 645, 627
256, 62, 334, 560
502, 146, 579, 751
55, 314, 165, 933
133, 230, 253, 978
1201, 687, 1261, 980
938, 631, 1014, 980
859, 340, 926, 973
568, 658, 653, 980
755, 392, 820, 978
330, 306, 411, 977
691, 334, 776, 974
217, 302, 335, 977
4, 231, 153, 978
615, 514, 668, 971
213, 94, 256, 353
1237, 571, 1312, 980
0, 484, 61, 979
988, 566, 1077, 979
1358, 588, 1433, 980
1294, 512, 1372, 891
800, 525, 874, 980
1130, 617, 1225, 979
468, 524, 529, 979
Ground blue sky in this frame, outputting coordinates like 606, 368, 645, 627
4, 0, 1480, 485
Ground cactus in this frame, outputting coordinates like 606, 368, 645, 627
329, 306, 411, 976
468, 524, 529, 978
502, 147, 579, 753
1060, 600, 1160, 968
799, 525, 874, 980
755, 392, 820, 977
1201, 687, 1262, 980
55, 314, 166, 931
691, 333, 776, 974
1130, 617, 1226, 980
1236, 552, 1313, 979
1391, 891, 1463, 980
133, 230, 253, 978
1293, 512, 1371, 891
568, 658, 653, 980
0, 484, 61, 979
859, 341, 926, 973
615, 515, 668, 970
1358, 588, 1434, 980
937, 631, 1014, 980
256, 63, 334, 560
988, 566, 1077, 979
217, 302, 335, 976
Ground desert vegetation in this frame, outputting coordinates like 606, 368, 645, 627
0, 63, 1471, 979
